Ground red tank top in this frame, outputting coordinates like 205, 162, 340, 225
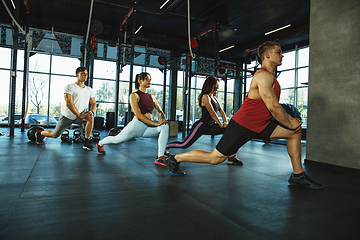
232, 68, 281, 133
135, 90, 155, 115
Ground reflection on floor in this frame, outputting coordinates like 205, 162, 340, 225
0, 127, 359, 240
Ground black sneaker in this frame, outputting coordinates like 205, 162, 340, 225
164, 155, 185, 176
288, 173, 323, 189
35, 131, 45, 145
83, 142, 94, 151
227, 155, 243, 166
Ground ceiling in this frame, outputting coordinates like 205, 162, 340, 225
0, 0, 310, 62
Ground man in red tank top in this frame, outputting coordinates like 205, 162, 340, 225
164, 41, 322, 189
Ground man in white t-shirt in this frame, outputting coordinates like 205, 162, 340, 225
35, 67, 97, 150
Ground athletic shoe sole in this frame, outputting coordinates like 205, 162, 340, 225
288, 180, 323, 189
154, 160, 166, 167
83, 146, 94, 151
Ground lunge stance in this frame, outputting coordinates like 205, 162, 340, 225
96, 72, 169, 164
35, 67, 96, 150
166, 76, 243, 166
164, 41, 323, 189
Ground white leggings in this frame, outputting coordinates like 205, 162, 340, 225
98, 118, 169, 157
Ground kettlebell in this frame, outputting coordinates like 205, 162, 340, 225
73, 129, 83, 143
61, 130, 72, 143
92, 130, 100, 142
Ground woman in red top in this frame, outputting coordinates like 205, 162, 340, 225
96, 72, 169, 164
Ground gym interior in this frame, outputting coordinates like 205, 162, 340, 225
0, 0, 359, 239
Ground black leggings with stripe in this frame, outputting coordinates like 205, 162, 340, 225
166, 120, 225, 149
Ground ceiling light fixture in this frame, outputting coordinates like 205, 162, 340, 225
219, 45, 235, 53
10, 0, 16, 9
265, 24, 291, 35
135, 25, 143, 35
160, 0, 170, 9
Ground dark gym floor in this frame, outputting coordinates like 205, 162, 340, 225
0, 127, 359, 240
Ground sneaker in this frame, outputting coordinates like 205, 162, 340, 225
288, 172, 323, 189
35, 131, 44, 145
155, 156, 166, 167
83, 142, 94, 151
96, 144, 106, 155
164, 155, 185, 176
227, 155, 243, 166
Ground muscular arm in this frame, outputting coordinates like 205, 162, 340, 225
202, 95, 224, 127
129, 93, 165, 126
214, 96, 228, 124
152, 95, 166, 120
256, 72, 300, 130
64, 93, 81, 118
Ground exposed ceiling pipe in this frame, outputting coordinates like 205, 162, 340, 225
91, 0, 204, 22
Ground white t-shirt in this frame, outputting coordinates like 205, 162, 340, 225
61, 83, 95, 120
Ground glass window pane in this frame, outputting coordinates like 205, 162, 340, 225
0, 47, 11, 68
277, 70, 295, 88
71, 37, 82, 56
134, 52, 145, 65
279, 89, 295, 105
96, 103, 115, 118
195, 76, 206, 89
278, 50, 295, 71
93, 80, 116, 102
176, 87, 183, 120
94, 60, 116, 79
177, 71, 184, 87
97, 43, 104, 58
29, 53, 51, 73
28, 73, 49, 115
16, 50, 24, 71
107, 45, 117, 59
298, 47, 309, 68
49, 75, 77, 118
146, 67, 164, 85
297, 87, 308, 128
6, 28, 12, 45
226, 92, 234, 118
298, 67, 309, 86
0, 70, 10, 122
51, 55, 80, 75
227, 78, 235, 93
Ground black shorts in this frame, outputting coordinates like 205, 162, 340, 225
215, 119, 279, 156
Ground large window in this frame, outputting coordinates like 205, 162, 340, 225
0, 24, 234, 130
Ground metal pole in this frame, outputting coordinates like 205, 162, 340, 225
182, 60, 188, 138
162, 59, 167, 114
213, 23, 219, 76
186, 56, 192, 134
244, 51, 247, 102
9, 22, 19, 137
127, 3, 137, 124
21, 23, 29, 132
114, 39, 121, 127
223, 75, 227, 113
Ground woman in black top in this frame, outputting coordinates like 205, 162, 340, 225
166, 76, 243, 166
